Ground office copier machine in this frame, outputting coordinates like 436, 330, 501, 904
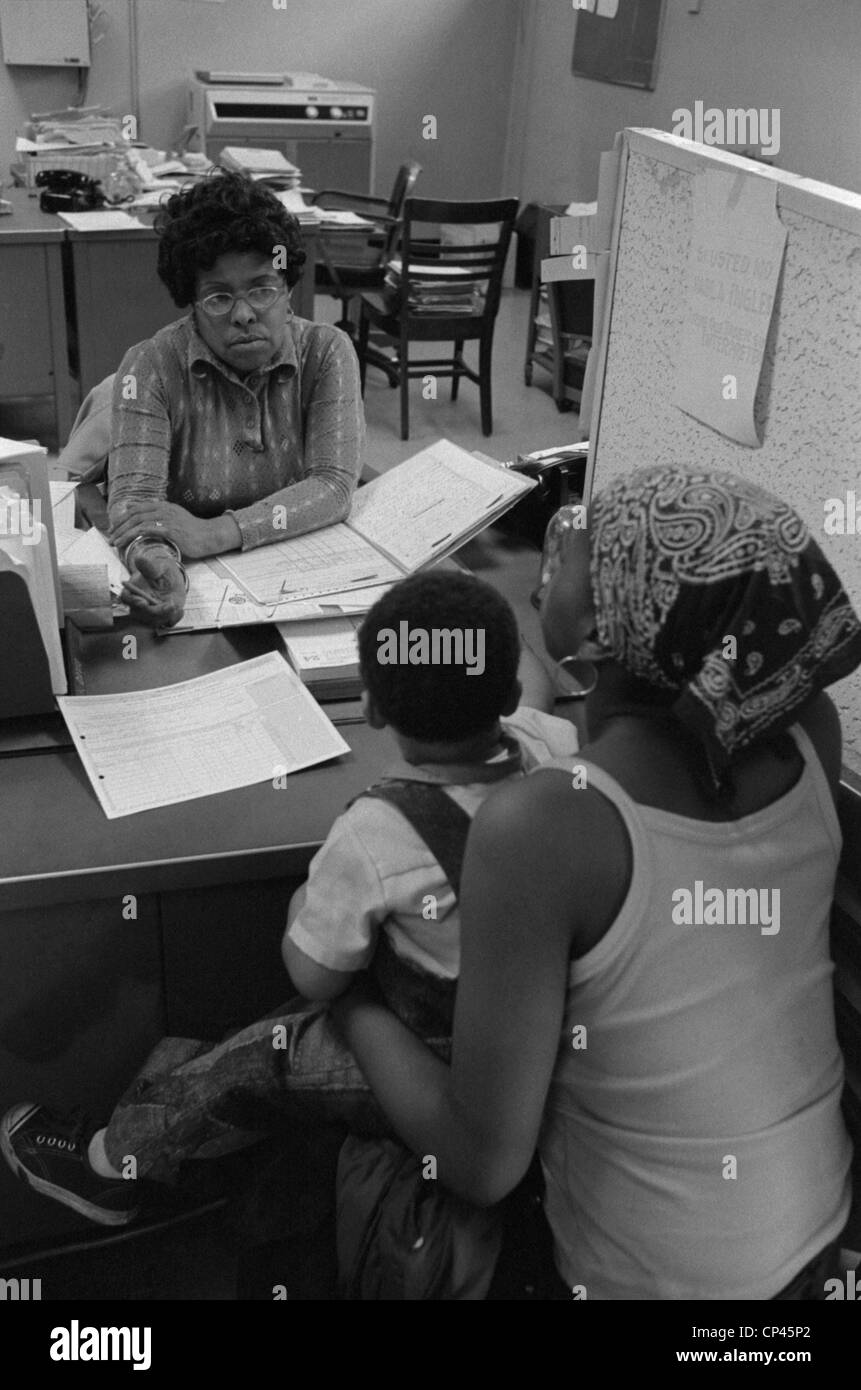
189, 71, 376, 192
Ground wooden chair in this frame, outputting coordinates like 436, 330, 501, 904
356, 196, 519, 440
312, 160, 422, 334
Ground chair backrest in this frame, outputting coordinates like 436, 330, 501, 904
380, 161, 422, 261
387, 160, 423, 222
399, 196, 520, 322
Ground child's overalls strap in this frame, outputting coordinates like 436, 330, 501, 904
356, 779, 472, 896
349, 780, 473, 1037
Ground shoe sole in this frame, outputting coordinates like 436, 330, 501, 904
1, 1105, 138, 1228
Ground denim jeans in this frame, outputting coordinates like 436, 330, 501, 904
104, 996, 448, 1185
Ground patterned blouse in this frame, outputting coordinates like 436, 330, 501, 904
107, 315, 364, 550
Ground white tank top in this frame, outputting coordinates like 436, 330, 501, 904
537, 724, 852, 1300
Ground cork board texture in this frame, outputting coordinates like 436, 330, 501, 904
589, 131, 861, 775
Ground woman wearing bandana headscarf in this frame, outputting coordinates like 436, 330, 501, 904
333, 464, 861, 1300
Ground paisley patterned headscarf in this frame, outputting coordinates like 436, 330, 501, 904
589, 465, 861, 784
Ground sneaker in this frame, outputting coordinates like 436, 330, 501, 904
1, 1103, 139, 1227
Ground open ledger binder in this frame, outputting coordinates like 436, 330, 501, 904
178, 440, 536, 629
0, 440, 66, 718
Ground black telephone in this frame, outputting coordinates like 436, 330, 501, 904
36, 170, 105, 214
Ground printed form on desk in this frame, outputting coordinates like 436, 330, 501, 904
57, 651, 350, 819
217, 439, 534, 609
171, 561, 390, 634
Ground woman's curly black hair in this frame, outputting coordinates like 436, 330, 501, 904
154, 171, 306, 307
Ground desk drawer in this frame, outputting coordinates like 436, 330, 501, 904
0, 895, 163, 1250
0, 245, 57, 395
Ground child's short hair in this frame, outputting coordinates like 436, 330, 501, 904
358, 571, 521, 741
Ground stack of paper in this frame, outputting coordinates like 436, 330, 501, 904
278, 616, 362, 699
276, 188, 322, 224
50, 482, 130, 595
220, 147, 301, 184
57, 210, 149, 233
385, 258, 487, 315
276, 190, 374, 229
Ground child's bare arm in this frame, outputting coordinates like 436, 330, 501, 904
283, 885, 357, 1001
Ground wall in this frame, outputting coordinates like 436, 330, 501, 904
507, 0, 861, 205
0, 0, 131, 164
1, 0, 519, 201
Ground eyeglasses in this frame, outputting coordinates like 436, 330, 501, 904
196, 285, 288, 318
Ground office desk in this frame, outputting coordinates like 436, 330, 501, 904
0, 526, 546, 1250
4, 523, 856, 1254
0, 189, 320, 423
0, 188, 74, 444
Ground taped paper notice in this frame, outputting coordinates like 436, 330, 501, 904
674, 171, 787, 447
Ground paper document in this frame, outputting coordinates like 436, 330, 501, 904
221, 147, 298, 174
319, 210, 374, 228
60, 564, 110, 608
58, 211, 148, 232
50, 480, 77, 541
57, 525, 130, 593
277, 189, 311, 213
172, 564, 264, 632
16, 137, 86, 153
57, 651, 350, 819
169, 562, 390, 633
60, 564, 113, 625
673, 170, 787, 447
218, 525, 401, 606
129, 189, 180, 209
347, 441, 527, 572
168, 563, 389, 633
50, 479, 77, 505
166, 441, 531, 631
199, 441, 531, 612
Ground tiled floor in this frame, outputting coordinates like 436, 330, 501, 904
333, 286, 585, 474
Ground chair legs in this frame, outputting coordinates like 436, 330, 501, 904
357, 309, 370, 394
336, 297, 355, 336
479, 335, 493, 436
399, 336, 410, 440
360, 326, 496, 439
451, 338, 464, 401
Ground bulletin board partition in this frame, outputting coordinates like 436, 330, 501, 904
583, 129, 861, 776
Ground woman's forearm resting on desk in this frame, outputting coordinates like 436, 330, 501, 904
107, 318, 364, 558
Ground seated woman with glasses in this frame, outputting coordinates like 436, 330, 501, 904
104, 171, 364, 627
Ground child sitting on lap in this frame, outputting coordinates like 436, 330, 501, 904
2, 571, 578, 1225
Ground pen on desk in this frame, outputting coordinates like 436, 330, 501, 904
214, 584, 228, 627
430, 533, 452, 549
483, 493, 504, 509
